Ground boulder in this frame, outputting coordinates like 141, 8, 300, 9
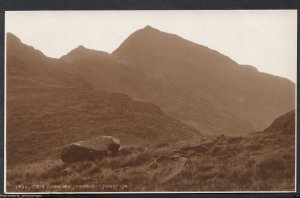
61, 136, 120, 163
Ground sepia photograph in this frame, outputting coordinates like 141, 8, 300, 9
4, 10, 297, 193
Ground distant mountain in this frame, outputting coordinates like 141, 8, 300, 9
58, 26, 295, 135
7, 27, 295, 137
60, 45, 109, 64
6, 33, 92, 91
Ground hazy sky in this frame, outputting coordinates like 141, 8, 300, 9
5, 10, 297, 82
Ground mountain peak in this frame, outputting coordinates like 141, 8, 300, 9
7, 32, 22, 44
112, 25, 235, 65
6, 32, 49, 59
143, 25, 159, 31
67, 45, 88, 53
76, 45, 86, 50
60, 45, 109, 63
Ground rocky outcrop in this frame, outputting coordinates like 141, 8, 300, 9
61, 136, 120, 163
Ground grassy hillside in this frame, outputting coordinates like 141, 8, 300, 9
7, 89, 199, 167
7, 111, 295, 192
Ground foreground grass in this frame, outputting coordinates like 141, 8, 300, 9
7, 133, 295, 192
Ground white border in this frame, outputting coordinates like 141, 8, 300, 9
4, 19, 7, 193
3, 10, 298, 194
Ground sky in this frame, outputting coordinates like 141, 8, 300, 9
5, 10, 297, 82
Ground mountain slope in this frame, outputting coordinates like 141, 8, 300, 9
263, 109, 295, 134
58, 26, 295, 135
111, 25, 295, 135
69, 55, 157, 99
